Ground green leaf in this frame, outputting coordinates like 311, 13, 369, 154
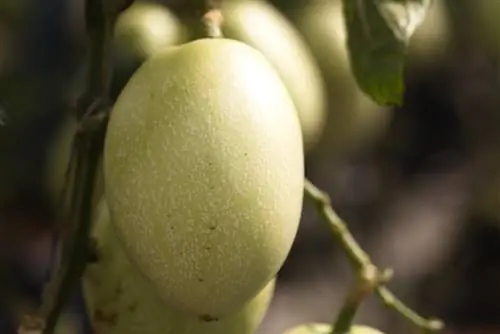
342, 0, 433, 106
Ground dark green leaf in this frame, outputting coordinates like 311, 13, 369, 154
342, 0, 432, 106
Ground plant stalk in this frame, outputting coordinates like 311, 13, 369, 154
304, 179, 444, 333
17, 1, 134, 333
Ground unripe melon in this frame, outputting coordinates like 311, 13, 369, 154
110, 1, 187, 99
284, 323, 386, 334
104, 38, 304, 317
180, 0, 327, 152
285, 0, 392, 158
218, 0, 327, 152
84, 200, 276, 334
404, 0, 452, 71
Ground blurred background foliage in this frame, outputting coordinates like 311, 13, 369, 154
2, 0, 500, 333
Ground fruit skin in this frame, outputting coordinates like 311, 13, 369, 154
83, 200, 276, 334
44, 1, 184, 210
284, 323, 386, 334
104, 38, 304, 317
404, 0, 452, 71
192, 0, 327, 152
110, 1, 187, 100
283, 0, 391, 158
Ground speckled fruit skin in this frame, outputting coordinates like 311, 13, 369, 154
83, 200, 276, 334
285, 0, 392, 158
199, 0, 327, 152
284, 323, 386, 334
104, 38, 304, 318
111, 1, 187, 99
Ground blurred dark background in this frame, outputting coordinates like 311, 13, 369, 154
2, 0, 500, 333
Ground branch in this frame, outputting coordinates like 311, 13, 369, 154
304, 179, 444, 333
17, 1, 134, 333
332, 264, 390, 334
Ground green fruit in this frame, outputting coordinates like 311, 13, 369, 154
111, 1, 187, 100
84, 200, 276, 334
285, 0, 392, 157
104, 38, 304, 317
284, 323, 386, 334
195, 0, 327, 152
405, 0, 452, 71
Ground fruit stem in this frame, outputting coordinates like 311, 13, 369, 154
16, 1, 134, 333
203, 9, 224, 38
201, 0, 223, 38
331, 265, 387, 334
304, 179, 445, 333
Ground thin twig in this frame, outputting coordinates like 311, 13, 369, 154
304, 179, 444, 333
332, 264, 386, 334
304, 179, 372, 269
17, 1, 133, 333
376, 287, 444, 332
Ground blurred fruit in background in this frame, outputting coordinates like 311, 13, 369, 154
272, 0, 392, 159
110, 1, 188, 100
83, 201, 277, 334
216, 0, 327, 152
3, 1, 500, 334
44, 0, 187, 216
283, 323, 386, 334
405, 0, 453, 73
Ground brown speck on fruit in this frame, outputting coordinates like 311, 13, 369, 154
88, 238, 100, 263
128, 302, 138, 313
199, 314, 219, 322
208, 225, 216, 231
94, 309, 117, 326
114, 282, 124, 297
197, 277, 204, 282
